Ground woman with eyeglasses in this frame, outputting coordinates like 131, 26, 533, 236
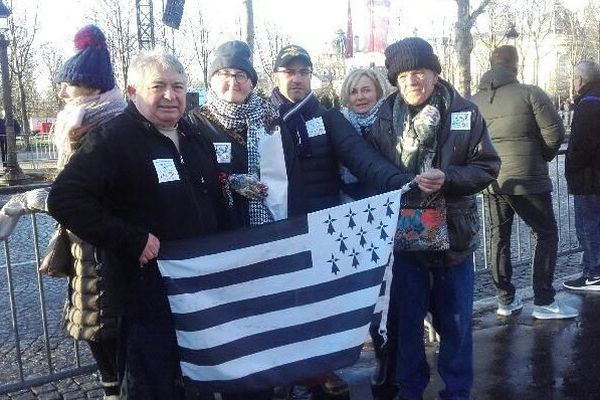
187, 41, 303, 232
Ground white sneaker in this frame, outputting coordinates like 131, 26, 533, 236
532, 299, 579, 320
496, 295, 523, 317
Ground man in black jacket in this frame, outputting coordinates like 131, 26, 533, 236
472, 45, 577, 319
563, 60, 600, 292
270, 45, 407, 213
47, 49, 224, 400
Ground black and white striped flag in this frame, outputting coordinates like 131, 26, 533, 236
157, 190, 401, 392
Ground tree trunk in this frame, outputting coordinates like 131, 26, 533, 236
454, 0, 493, 97
243, 0, 255, 54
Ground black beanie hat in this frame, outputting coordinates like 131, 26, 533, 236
55, 25, 116, 93
384, 37, 441, 85
209, 41, 258, 85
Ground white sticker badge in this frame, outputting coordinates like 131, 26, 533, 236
450, 112, 472, 131
153, 159, 180, 183
305, 117, 326, 138
213, 142, 232, 164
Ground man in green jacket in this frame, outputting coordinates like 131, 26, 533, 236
472, 45, 578, 319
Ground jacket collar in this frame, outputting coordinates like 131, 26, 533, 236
575, 80, 600, 103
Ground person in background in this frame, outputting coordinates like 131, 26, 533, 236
187, 40, 304, 231
367, 37, 500, 400
563, 60, 600, 292
0, 110, 21, 167
338, 68, 388, 201
271, 44, 409, 400
472, 45, 577, 320
0, 25, 126, 400
46, 48, 225, 400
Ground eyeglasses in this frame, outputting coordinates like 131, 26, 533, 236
276, 68, 312, 78
216, 71, 249, 83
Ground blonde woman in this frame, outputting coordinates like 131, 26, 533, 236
338, 68, 388, 201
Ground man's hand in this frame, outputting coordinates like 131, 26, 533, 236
139, 233, 160, 265
415, 169, 445, 194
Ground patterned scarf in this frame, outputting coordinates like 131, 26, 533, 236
53, 87, 126, 170
392, 84, 450, 174
339, 99, 384, 184
271, 88, 322, 156
340, 98, 384, 135
205, 90, 278, 226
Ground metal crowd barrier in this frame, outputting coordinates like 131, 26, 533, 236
15, 133, 58, 171
0, 149, 580, 394
0, 213, 96, 395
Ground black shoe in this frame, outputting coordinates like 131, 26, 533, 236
563, 275, 600, 292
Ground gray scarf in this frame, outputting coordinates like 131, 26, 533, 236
392, 85, 449, 173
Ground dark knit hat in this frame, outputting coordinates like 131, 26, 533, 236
273, 45, 313, 71
490, 45, 518, 71
384, 37, 441, 85
55, 25, 115, 93
209, 41, 258, 85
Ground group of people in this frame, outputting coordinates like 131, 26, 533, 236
0, 19, 598, 400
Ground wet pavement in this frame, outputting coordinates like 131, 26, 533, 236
341, 285, 600, 400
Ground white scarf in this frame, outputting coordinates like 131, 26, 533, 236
52, 87, 126, 170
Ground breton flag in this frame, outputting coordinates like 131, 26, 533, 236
157, 190, 401, 392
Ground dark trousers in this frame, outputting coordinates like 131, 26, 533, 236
392, 252, 474, 400
485, 193, 558, 306
119, 319, 184, 400
88, 339, 119, 395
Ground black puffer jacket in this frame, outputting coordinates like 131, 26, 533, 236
367, 82, 500, 267
273, 93, 409, 212
566, 81, 600, 194
48, 103, 224, 323
472, 65, 564, 195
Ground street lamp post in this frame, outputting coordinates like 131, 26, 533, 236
0, 0, 27, 184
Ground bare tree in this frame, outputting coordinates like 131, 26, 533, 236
8, 5, 40, 146
39, 43, 65, 111
242, 0, 255, 54
515, 0, 554, 85
255, 23, 289, 86
91, 0, 138, 90
178, 5, 212, 89
454, 0, 494, 96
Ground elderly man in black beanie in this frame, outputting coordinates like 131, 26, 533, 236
367, 37, 500, 400
472, 46, 577, 320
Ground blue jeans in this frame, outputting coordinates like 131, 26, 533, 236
392, 252, 474, 400
574, 195, 600, 277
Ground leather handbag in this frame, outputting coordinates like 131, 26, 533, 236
38, 224, 74, 277
394, 189, 450, 252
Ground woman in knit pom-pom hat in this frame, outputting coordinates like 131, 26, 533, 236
366, 37, 500, 400
0, 24, 125, 400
